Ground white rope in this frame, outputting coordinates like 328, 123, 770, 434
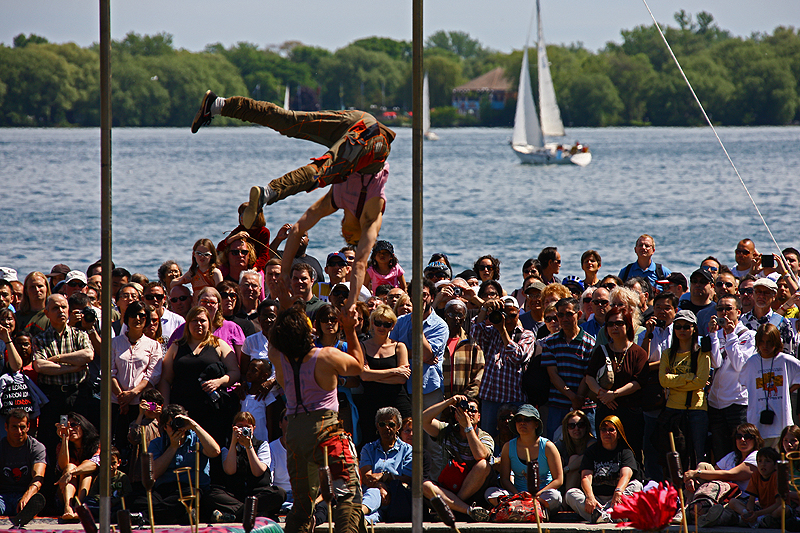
641, 0, 797, 284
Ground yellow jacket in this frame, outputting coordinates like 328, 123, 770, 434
659, 348, 710, 410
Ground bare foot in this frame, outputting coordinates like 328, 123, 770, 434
61, 511, 79, 521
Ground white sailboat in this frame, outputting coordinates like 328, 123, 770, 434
283, 85, 290, 110
511, 0, 591, 166
423, 72, 439, 141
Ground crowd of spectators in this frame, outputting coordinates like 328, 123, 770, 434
2, 230, 800, 526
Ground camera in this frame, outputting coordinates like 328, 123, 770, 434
60, 415, 69, 427
240, 427, 252, 438
171, 417, 186, 430
760, 409, 776, 425
457, 399, 470, 411
146, 402, 158, 411
762, 254, 775, 268
82, 306, 97, 324
451, 286, 462, 297
654, 319, 666, 328
488, 310, 506, 324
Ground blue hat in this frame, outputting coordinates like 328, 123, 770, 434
562, 275, 584, 291
511, 404, 543, 436
326, 252, 348, 266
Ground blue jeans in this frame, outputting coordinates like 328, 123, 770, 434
547, 404, 594, 441
0, 492, 23, 516
480, 399, 523, 441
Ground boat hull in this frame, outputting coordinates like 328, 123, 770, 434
512, 144, 592, 166
424, 131, 439, 141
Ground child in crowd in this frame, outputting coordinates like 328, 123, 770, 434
12, 332, 37, 382
170, 238, 223, 293
237, 359, 274, 442
87, 447, 133, 517
366, 240, 406, 291
127, 388, 164, 484
710, 446, 783, 528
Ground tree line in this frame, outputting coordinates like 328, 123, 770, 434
1, 11, 798, 128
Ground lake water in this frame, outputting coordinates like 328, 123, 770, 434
1, 125, 798, 290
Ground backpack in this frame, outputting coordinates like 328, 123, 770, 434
489, 492, 546, 523
621, 262, 665, 282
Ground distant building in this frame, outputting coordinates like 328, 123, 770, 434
452, 67, 513, 118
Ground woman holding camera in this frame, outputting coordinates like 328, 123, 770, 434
207, 411, 286, 522
55, 413, 100, 520
739, 323, 800, 447
111, 301, 163, 457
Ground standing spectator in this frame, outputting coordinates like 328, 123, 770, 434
732, 239, 759, 279
0, 409, 47, 527
581, 250, 602, 288
581, 287, 610, 338
157, 260, 183, 294
739, 275, 757, 315
238, 269, 264, 330
541, 298, 596, 439
218, 280, 256, 337
240, 299, 281, 440
707, 294, 755, 462
32, 295, 93, 458
658, 310, 711, 468
519, 279, 546, 331
680, 268, 716, 318
143, 282, 184, 341
663, 272, 689, 299
742, 278, 798, 356
471, 296, 535, 437
390, 279, 447, 475
220, 235, 259, 288
538, 247, 561, 285
16, 272, 50, 336
441, 300, 484, 401
168, 286, 192, 318
739, 324, 800, 447
618, 234, 671, 287
473, 255, 500, 284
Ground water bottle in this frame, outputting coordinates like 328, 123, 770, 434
199, 378, 221, 403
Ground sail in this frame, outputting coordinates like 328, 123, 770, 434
422, 72, 431, 134
536, 0, 565, 137
283, 85, 290, 110
512, 47, 543, 148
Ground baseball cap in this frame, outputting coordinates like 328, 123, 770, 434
47, 264, 71, 278
754, 278, 778, 292
501, 295, 519, 308
0, 268, 18, 282
373, 240, 394, 255
326, 252, 348, 266
64, 271, 88, 286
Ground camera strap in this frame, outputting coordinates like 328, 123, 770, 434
759, 354, 776, 412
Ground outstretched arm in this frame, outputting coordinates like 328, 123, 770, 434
348, 197, 384, 309
281, 192, 337, 287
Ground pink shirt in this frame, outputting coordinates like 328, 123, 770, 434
331, 165, 389, 218
279, 348, 338, 415
367, 263, 405, 289
110, 334, 163, 403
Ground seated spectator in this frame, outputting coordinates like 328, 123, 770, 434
489, 405, 563, 519
208, 411, 286, 522
55, 412, 100, 521
131, 404, 221, 524
86, 446, 132, 518
554, 410, 595, 493
268, 410, 292, 513
0, 409, 47, 527
422, 395, 495, 522
565, 415, 642, 523
360, 407, 412, 524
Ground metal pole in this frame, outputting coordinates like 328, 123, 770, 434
411, 0, 424, 531
99, 0, 113, 531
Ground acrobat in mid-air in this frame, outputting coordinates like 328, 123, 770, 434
191, 91, 395, 311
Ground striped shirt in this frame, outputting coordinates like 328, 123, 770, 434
470, 321, 535, 403
540, 329, 596, 409
34, 325, 92, 386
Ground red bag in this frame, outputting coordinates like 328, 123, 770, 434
437, 460, 469, 492
489, 492, 545, 523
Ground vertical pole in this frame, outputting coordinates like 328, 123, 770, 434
411, 0, 424, 531
99, 0, 112, 531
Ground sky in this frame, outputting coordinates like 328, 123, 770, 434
2, 0, 798, 55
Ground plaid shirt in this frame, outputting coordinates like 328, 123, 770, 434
540, 329, 596, 409
442, 331, 485, 400
33, 325, 91, 386
470, 320, 535, 403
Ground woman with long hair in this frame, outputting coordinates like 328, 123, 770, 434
159, 306, 240, 443
659, 310, 711, 468
555, 410, 596, 492
565, 415, 642, 523
217, 280, 256, 337
16, 272, 50, 335
314, 304, 345, 349
220, 235, 259, 289
360, 305, 410, 443
585, 307, 648, 463
55, 412, 100, 520
474, 255, 501, 283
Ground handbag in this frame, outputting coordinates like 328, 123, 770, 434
437, 460, 469, 492
588, 345, 615, 401
489, 492, 546, 523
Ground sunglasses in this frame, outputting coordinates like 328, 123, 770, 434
68, 421, 81, 428
228, 249, 248, 256
378, 421, 397, 429
194, 251, 212, 257
556, 311, 576, 318
221, 292, 238, 300
463, 406, 479, 413
170, 295, 190, 303
544, 315, 558, 323
373, 319, 394, 329
592, 299, 609, 306
515, 416, 537, 423
319, 316, 338, 324
446, 312, 465, 321
739, 288, 754, 295
568, 421, 587, 430
734, 432, 755, 441
606, 320, 625, 328
477, 265, 494, 271
144, 294, 165, 301
582, 297, 593, 303
328, 261, 347, 268
673, 323, 693, 331
610, 302, 625, 308
601, 283, 617, 291
715, 281, 735, 288
67, 280, 86, 288
717, 306, 734, 313
600, 426, 617, 433
133, 312, 147, 320
199, 298, 218, 306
